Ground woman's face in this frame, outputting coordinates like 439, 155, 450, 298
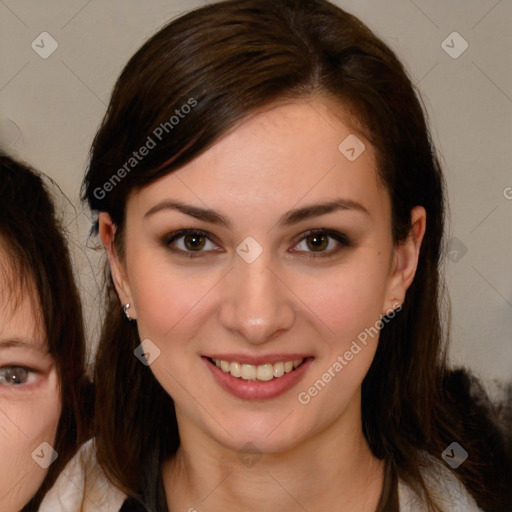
103, 99, 424, 455
0, 260, 61, 511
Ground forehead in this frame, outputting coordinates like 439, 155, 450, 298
129, 98, 389, 223
0, 246, 46, 349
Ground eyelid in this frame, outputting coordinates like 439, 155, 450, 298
162, 229, 222, 257
163, 228, 218, 244
289, 228, 353, 258
162, 227, 352, 258
0, 365, 40, 387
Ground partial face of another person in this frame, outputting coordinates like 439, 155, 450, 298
103, 99, 424, 455
0, 254, 61, 512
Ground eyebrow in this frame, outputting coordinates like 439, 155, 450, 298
0, 338, 47, 354
144, 198, 369, 229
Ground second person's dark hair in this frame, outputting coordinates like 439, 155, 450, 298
0, 153, 93, 512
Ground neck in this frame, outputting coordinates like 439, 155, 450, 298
163, 399, 385, 511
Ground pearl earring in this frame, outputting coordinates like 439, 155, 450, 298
123, 303, 134, 321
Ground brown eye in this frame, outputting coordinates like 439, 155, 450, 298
163, 229, 220, 256
184, 233, 206, 251
305, 233, 329, 252
292, 229, 353, 258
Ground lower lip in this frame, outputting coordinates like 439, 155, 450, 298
203, 357, 313, 400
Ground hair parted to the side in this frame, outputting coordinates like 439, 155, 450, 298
83, 1, 511, 511
0, 153, 93, 512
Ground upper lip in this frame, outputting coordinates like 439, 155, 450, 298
203, 353, 312, 365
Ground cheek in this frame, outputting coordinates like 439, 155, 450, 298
131, 244, 392, 364
131, 254, 223, 344
296, 251, 391, 348
0, 373, 61, 510
290, 251, 391, 408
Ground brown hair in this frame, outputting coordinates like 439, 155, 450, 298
0, 153, 93, 511
83, 1, 511, 510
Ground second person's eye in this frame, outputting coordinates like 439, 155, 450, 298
0, 366, 36, 387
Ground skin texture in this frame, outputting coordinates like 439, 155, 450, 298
101, 99, 426, 511
0, 257, 61, 512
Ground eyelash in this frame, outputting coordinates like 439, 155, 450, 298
0, 366, 39, 387
162, 228, 353, 259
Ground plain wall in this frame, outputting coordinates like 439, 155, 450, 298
1, 0, 511, 394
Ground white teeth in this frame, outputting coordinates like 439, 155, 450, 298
273, 361, 284, 378
211, 358, 304, 381
229, 361, 241, 377
241, 364, 256, 380
256, 363, 274, 381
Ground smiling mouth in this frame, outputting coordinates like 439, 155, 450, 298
208, 357, 305, 382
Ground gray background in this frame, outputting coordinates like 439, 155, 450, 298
0, 0, 510, 394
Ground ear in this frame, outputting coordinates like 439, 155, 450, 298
383, 206, 426, 315
98, 212, 137, 319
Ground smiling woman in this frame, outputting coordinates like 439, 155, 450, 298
78, 1, 510, 511
0, 153, 92, 511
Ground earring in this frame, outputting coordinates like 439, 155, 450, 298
123, 303, 134, 321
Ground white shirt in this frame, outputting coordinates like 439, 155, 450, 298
39, 441, 483, 511
38, 439, 126, 512
398, 456, 483, 511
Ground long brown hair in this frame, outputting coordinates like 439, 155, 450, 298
83, 1, 511, 510
0, 153, 93, 511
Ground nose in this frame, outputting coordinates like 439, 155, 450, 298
219, 255, 295, 345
